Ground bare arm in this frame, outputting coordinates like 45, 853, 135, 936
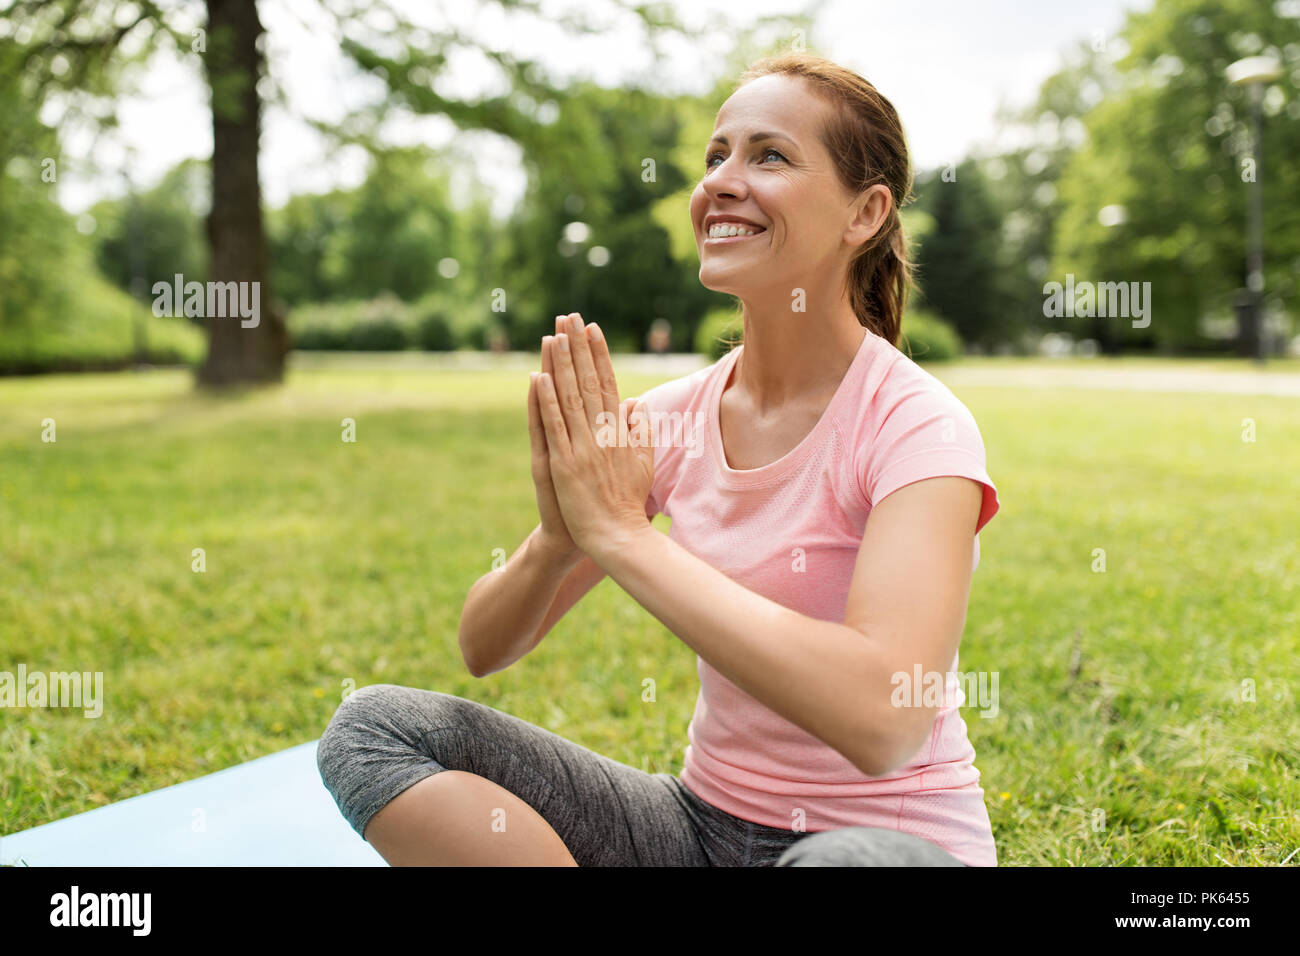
588, 477, 982, 777
457, 524, 608, 678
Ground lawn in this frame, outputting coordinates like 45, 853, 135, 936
1, 354, 1297, 865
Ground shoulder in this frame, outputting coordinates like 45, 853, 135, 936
843, 334, 986, 459
838, 333, 999, 536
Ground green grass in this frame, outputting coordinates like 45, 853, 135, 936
1, 357, 1297, 865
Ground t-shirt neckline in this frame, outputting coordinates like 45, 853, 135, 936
708, 327, 873, 488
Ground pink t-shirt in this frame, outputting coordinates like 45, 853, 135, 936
634, 326, 1001, 867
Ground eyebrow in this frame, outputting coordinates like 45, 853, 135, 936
708, 131, 797, 149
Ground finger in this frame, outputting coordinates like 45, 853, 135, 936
620, 397, 644, 449
528, 371, 549, 464
584, 322, 621, 420
536, 371, 573, 459
550, 331, 592, 450
632, 397, 656, 452
563, 313, 608, 429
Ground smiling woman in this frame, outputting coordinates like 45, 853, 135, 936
316, 52, 1002, 868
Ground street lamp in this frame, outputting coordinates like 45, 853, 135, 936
1226, 55, 1283, 364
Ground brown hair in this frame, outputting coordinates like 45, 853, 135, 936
733, 52, 915, 348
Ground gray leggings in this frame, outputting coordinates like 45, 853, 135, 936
316, 683, 968, 866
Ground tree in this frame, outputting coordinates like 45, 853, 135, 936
2, 0, 698, 385
911, 160, 1010, 351
1051, 0, 1300, 353
91, 157, 207, 305
974, 40, 1121, 351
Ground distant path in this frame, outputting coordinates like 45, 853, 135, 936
289, 350, 711, 377
930, 363, 1300, 397
287, 350, 1300, 396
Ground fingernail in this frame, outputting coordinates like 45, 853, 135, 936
530, 371, 537, 382
557, 333, 569, 352
589, 323, 603, 342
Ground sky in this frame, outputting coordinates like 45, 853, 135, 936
47, 0, 1154, 218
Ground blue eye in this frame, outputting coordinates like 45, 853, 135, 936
704, 147, 786, 170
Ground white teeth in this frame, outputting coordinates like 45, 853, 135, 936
708, 223, 763, 238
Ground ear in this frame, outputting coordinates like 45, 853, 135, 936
844, 183, 892, 249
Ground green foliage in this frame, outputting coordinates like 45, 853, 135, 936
912, 161, 1017, 350
287, 292, 503, 352
693, 305, 743, 360
289, 300, 409, 351
266, 148, 464, 306
0, 272, 204, 373
0, 53, 202, 373
91, 159, 208, 294
897, 308, 963, 362
413, 300, 455, 352
1050, 0, 1300, 351
971, 42, 1120, 349
495, 81, 719, 350
344, 294, 411, 351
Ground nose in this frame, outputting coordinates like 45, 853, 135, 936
702, 155, 749, 205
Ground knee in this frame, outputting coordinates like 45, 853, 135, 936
315, 683, 406, 789
316, 684, 469, 790
775, 827, 965, 867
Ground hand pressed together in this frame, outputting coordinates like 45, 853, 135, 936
527, 312, 655, 563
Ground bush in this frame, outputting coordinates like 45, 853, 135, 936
0, 274, 205, 374
897, 309, 962, 362
289, 297, 414, 351
414, 301, 455, 351
450, 311, 498, 351
287, 294, 511, 352
346, 317, 409, 351
288, 302, 351, 350
694, 306, 743, 361
346, 294, 412, 350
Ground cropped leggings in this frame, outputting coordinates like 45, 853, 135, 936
316, 683, 968, 867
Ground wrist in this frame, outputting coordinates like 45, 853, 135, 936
584, 520, 654, 570
531, 529, 582, 569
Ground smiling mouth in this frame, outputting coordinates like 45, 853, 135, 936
704, 229, 767, 244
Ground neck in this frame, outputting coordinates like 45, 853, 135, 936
731, 298, 867, 416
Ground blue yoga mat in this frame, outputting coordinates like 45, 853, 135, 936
1, 740, 385, 866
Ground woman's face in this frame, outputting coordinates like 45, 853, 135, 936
689, 73, 887, 300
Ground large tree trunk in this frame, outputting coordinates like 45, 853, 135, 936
198, 0, 288, 386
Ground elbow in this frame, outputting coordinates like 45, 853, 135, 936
462, 654, 485, 679
853, 711, 936, 778
456, 619, 487, 679
458, 635, 490, 679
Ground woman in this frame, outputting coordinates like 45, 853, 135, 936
317, 51, 1002, 866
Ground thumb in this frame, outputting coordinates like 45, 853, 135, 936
625, 397, 654, 452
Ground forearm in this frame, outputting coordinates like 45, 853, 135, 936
458, 526, 584, 677
591, 525, 914, 776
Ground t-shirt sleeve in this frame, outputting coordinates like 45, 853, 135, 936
857, 384, 1000, 537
